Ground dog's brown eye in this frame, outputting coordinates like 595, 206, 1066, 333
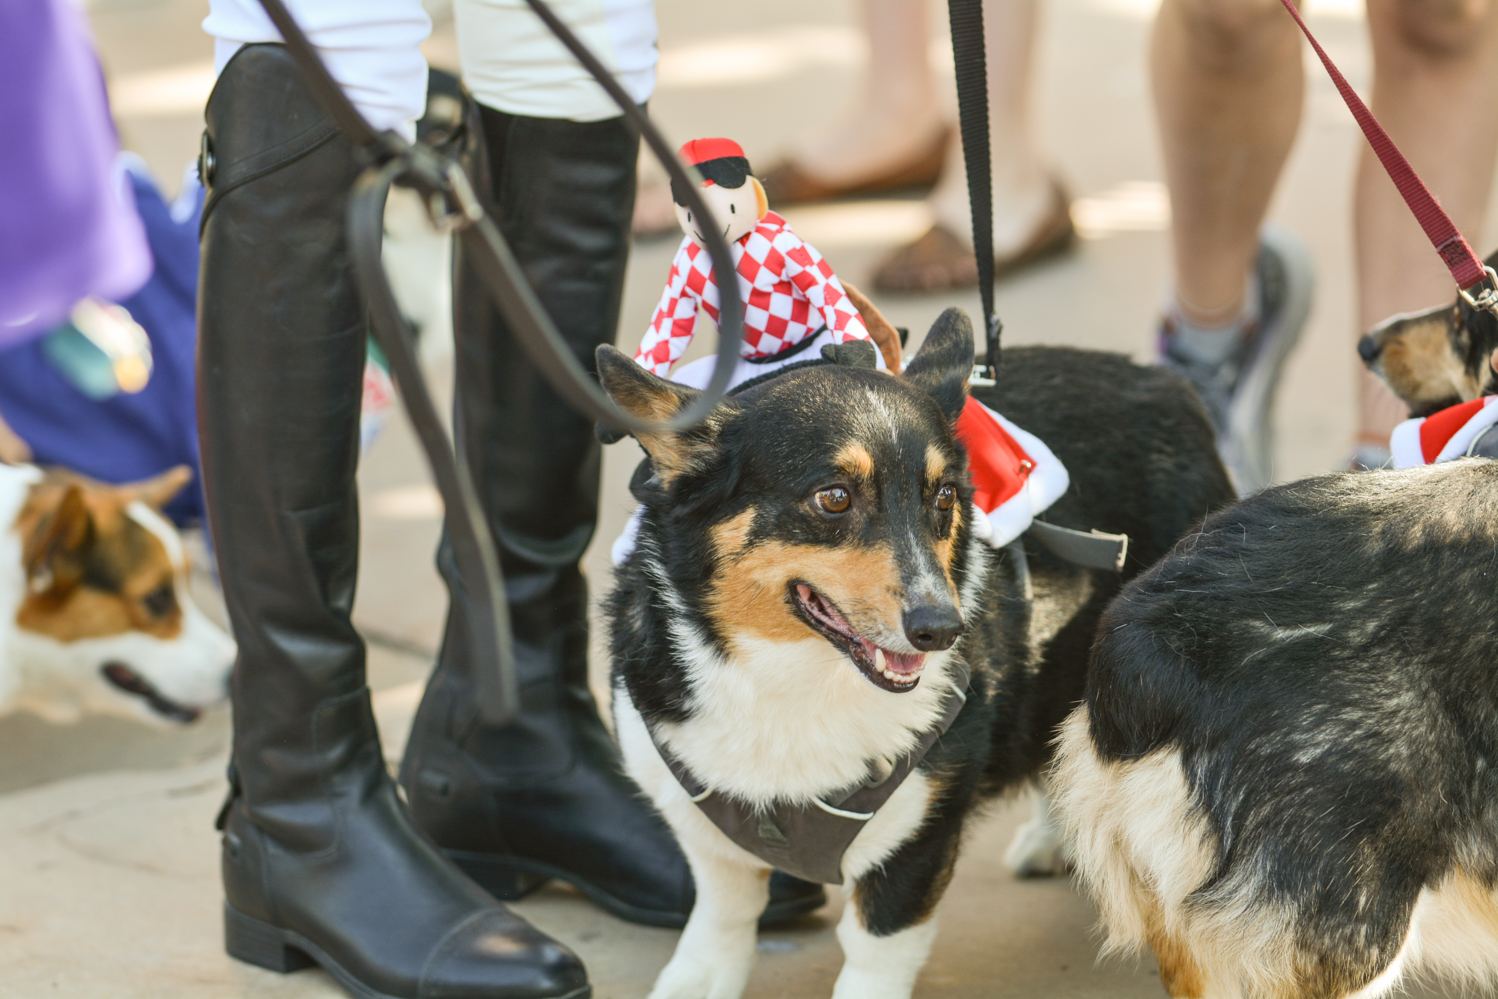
140, 583, 176, 619
815, 487, 851, 514
936, 485, 956, 511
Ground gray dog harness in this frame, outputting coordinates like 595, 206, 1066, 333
646, 663, 972, 885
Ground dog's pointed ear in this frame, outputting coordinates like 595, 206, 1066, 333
121, 465, 193, 510
596, 345, 719, 482
23, 484, 93, 595
903, 308, 974, 423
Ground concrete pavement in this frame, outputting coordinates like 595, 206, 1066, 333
1, 0, 1477, 994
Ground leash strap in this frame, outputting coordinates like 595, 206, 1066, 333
1276, 0, 1497, 307
947, 0, 1003, 377
253, 0, 748, 723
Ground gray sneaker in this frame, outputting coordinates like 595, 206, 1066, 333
1159, 224, 1314, 494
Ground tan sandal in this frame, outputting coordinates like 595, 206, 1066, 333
872, 177, 1076, 294
759, 128, 951, 207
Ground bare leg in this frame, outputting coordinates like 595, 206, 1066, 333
1354, 0, 1498, 446
786, 0, 946, 187
1153, 0, 1304, 325
929, 0, 1052, 254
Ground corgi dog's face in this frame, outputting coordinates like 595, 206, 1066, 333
4, 466, 235, 725
1359, 251, 1498, 416
599, 312, 980, 696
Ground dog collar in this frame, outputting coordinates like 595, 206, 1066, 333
645, 662, 970, 885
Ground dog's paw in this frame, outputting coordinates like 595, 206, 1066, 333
1004, 813, 1072, 877
831, 967, 917, 999
648, 952, 751, 999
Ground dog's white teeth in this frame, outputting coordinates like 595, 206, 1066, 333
883, 668, 897, 680
875, 649, 886, 671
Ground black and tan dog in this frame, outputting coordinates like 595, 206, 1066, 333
1357, 249, 1498, 416
597, 309, 1231, 999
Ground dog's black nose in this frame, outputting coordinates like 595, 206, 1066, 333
1357, 333, 1381, 363
903, 604, 964, 652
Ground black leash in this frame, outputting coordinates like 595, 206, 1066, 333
947, 0, 1002, 381
253, 0, 748, 723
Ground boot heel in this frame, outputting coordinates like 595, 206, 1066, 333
224, 903, 315, 974
449, 852, 551, 901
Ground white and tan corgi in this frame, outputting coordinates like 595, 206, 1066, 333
0, 461, 235, 724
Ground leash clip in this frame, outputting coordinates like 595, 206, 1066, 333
424, 161, 485, 235
1459, 265, 1498, 315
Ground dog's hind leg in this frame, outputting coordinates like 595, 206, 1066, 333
648, 844, 768, 999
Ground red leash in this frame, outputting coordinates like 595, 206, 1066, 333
1277, 0, 1497, 307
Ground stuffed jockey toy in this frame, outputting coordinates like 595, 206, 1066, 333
614, 138, 1072, 564
635, 137, 877, 384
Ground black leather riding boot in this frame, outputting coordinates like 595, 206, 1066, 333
398, 104, 825, 928
199, 45, 588, 999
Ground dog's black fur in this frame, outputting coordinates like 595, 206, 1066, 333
602, 310, 1232, 958
1065, 459, 1498, 997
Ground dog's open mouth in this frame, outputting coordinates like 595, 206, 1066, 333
791, 583, 926, 693
101, 662, 202, 723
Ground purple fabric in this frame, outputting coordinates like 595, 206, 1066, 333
0, 0, 151, 346
0, 167, 204, 525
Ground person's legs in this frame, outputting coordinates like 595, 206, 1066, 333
764, 0, 947, 201
398, 101, 825, 928
1152, 0, 1315, 493
1355, 0, 1498, 451
873, 0, 1075, 293
929, 0, 1052, 255
201, 45, 587, 999
1154, 0, 1303, 325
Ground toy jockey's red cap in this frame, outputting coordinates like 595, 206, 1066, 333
672, 137, 753, 205
679, 137, 745, 165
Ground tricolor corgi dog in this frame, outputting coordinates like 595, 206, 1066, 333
0, 462, 235, 724
597, 309, 1233, 999
1053, 277, 1498, 997
1054, 460, 1498, 999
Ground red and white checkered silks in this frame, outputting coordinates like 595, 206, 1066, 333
635, 211, 870, 375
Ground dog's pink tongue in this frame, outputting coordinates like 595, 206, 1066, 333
885, 651, 926, 675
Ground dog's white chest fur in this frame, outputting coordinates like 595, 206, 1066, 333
652, 626, 958, 805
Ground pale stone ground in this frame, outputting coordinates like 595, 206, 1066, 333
1, 0, 1485, 995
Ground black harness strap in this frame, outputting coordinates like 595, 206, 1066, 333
253, 0, 749, 723
1027, 519, 1130, 572
647, 663, 971, 885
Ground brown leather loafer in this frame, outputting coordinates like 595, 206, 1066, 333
872, 177, 1076, 294
759, 128, 950, 206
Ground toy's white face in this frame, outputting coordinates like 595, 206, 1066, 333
675, 179, 764, 246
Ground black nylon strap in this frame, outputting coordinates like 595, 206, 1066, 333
947, 0, 1002, 379
1026, 519, 1129, 572
253, 0, 748, 723
648, 665, 971, 885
